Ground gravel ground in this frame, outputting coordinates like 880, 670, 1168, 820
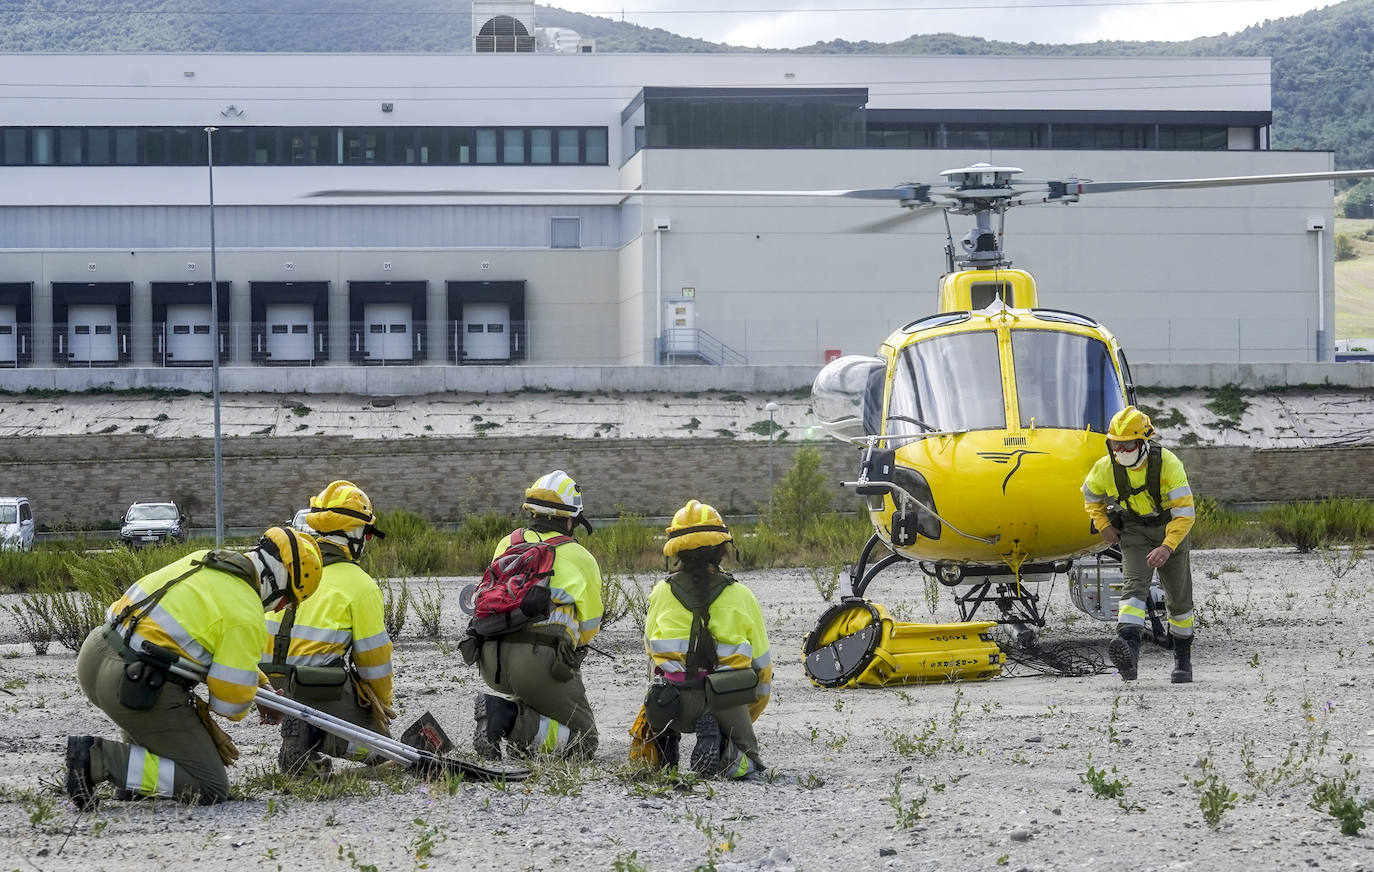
2, 548, 1373, 871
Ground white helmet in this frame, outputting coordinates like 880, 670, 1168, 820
522, 470, 584, 518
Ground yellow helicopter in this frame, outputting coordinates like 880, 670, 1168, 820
310, 164, 1374, 649
805, 163, 1374, 654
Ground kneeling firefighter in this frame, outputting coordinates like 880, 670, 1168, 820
265, 481, 395, 775
67, 527, 322, 808
641, 501, 771, 779
468, 470, 603, 761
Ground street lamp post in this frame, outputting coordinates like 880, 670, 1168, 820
765, 401, 779, 512
205, 126, 225, 547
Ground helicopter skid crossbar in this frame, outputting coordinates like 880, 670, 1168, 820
950, 578, 1046, 629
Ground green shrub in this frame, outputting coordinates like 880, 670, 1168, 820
766, 445, 835, 535
373, 509, 433, 543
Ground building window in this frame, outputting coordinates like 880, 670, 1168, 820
585, 128, 607, 164
344, 128, 388, 164
550, 217, 581, 249
32, 128, 54, 165
476, 129, 498, 164
115, 129, 138, 165
3, 129, 26, 165
503, 129, 525, 164
59, 129, 83, 165
557, 128, 579, 163
530, 129, 552, 164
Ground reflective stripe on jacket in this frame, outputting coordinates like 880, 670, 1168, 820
1082, 446, 1196, 549
264, 553, 394, 708
492, 528, 603, 647
644, 577, 773, 721
106, 550, 266, 721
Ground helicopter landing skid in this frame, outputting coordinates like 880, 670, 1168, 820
846, 533, 911, 599
951, 579, 1046, 629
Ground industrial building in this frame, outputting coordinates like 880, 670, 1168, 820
0, 21, 1342, 380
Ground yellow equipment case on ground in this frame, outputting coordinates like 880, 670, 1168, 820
803, 599, 1003, 687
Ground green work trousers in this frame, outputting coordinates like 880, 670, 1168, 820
75, 627, 228, 804
645, 681, 764, 779
477, 636, 597, 759
1119, 520, 1194, 639
267, 670, 389, 762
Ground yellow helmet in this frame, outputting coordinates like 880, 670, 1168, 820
1107, 405, 1155, 442
663, 500, 732, 558
257, 526, 323, 609
307, 480, 381, 536
523, 470, 585, 519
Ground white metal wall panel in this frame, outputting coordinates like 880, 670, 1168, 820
0, 206, 623, 250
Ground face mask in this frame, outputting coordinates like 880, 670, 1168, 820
1110, 439, 1147, 468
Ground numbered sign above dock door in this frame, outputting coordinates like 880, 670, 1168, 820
462, 302, 510, 361
68, 304, 119, 365
364, 302, 413, 363
0, 305, 15, 366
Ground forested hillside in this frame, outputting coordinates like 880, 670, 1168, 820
3, 0, 1374, 168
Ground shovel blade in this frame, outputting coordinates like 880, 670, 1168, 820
401, 711, 454, 756
410, 751, 531, 783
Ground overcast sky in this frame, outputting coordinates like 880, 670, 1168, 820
550, 0, 1344, 47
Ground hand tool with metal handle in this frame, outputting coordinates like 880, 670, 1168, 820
161, 648, 529, 782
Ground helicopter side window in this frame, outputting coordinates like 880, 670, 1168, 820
889, 331, 1004, 435
1011, 330, 1126, 431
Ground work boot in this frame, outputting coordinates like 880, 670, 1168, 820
278, 717, 332, 776
652, 729, 681, 770
473, 694, 517, 761
1170, 636, 1194, 684
1108, 625, 1142, 681
65, 735, 98, 811
689, 715, 722, 776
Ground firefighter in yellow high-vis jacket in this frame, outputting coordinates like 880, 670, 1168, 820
66, 527, 322, 808
642, 500, 771, 779
265, 480, 394, 775
1083, 405, 1197, 684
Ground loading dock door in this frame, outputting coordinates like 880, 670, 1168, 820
68, 304, 119, 364
0, 305, 15, 366
165, 303, 214, 363
463, 302, 510, 361
265, 303, 315, 362
364, 303, 413, 363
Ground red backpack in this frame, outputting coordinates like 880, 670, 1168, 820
468, 531, 572, 638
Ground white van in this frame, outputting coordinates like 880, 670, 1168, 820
0, 497, 35, 552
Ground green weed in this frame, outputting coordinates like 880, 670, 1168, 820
1188, 754, 1239, 829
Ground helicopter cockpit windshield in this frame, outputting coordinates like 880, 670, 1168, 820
1010, 330, 1126, 431
889, 332, 1005, 438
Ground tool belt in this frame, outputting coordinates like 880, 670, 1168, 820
644, 668, 759, 727
259, 661, 349, 705
103, 624, 196, 710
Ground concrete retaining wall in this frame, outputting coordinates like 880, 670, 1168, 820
2, 435, 1371, 530
3, 360, 1374, 396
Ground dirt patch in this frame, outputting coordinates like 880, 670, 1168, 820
1, 548, 1372, 870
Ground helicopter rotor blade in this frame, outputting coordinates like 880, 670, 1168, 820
847, 203, 947, 234
1067, 168, 1374, 197
305, 187, 911, 200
